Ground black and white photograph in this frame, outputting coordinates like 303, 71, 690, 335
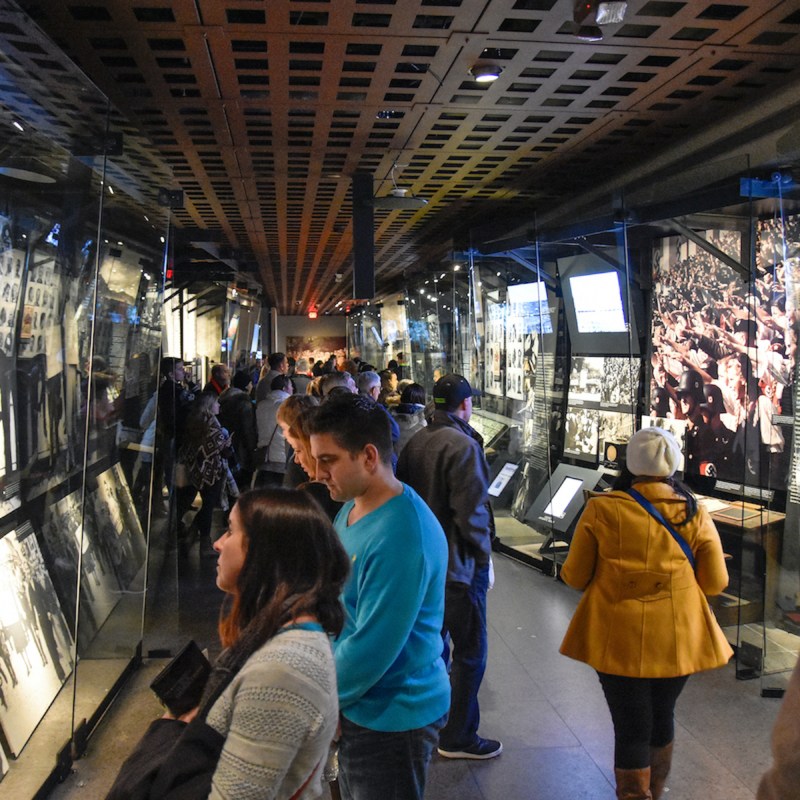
563, 407, 600, 462
597, 410, 635, 449
506, 282, 548, 402
0, 524, 73, 756
39, 490, 122, 651
600, 358, 638, 408
0, 215, 24, 361
568, 356, 604, 404
485, 299, 505, 396
89, 465, 147, 590
505, 305, 524, 401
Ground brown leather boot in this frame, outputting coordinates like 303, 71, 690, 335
614, 767, 653, 800
649, 742, 674, 800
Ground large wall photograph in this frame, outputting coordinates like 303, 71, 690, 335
649, 227, 795, 488
285, 336, 346, 371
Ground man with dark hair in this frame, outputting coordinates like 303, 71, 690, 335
218, 370, 257, 488
397, 373, 501, 761
308, 393, 450, 800
157, 357, 194, 489
256, 351, 288, 401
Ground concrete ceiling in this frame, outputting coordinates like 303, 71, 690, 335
6, 0, 800, 313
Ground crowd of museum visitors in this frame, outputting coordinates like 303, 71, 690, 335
129, 350, 800, 800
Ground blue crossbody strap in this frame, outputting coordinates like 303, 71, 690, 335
625, 488, 696, 570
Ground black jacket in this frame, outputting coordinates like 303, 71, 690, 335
105, 717, 223, 800
397, 410, 493, 585
218, 387, 257, 472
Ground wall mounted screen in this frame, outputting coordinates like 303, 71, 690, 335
558, 254, 640, 355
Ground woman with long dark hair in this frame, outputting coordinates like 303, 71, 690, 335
559, 427, 732, 800
107, 488, 350, 799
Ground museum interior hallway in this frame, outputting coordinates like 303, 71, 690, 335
41, 528, 785, 800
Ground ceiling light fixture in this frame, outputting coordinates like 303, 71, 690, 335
573, 1, 627, 27
469, 64, 502, 83
575, 24, 604, 41
373, 160, 428, 209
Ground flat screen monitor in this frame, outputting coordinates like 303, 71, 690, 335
542, 476, 583, 519
558, 254, 640, 355
469, 410, 510, 449
227, 314, 239, 340
525, 463, 604, 534
489, 462, 519, 498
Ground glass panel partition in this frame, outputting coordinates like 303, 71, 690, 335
0, 3, 168, 793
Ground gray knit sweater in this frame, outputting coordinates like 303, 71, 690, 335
206, 628, 338, 800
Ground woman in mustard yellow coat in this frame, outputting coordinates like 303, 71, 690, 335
560, 427, 732, 800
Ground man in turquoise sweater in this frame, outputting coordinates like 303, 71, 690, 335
309, 392, 450, 800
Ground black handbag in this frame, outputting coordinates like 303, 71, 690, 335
149, 641, 211, 717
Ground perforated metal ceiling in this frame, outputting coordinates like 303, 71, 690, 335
10, 0, 800, 313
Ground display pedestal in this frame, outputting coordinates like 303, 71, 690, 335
706, 500, 793, 680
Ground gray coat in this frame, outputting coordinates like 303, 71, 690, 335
397, 410, 492, 586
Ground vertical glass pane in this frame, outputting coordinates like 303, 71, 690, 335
0, 5, 167, 790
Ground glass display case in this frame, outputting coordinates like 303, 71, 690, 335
0, 4, 168, 793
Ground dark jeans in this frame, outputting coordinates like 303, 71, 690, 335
439, 563, 489, 751
598, 672, 690, 769
338, 713, 446, 800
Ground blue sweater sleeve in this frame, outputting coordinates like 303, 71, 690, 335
334, 512, 430, 711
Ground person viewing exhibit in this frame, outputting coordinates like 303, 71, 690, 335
398, 374, 502, 762
176, 392, 236, 556
559, 427, 732, 800
307, 392, 451, 800
105, 488, 349, 800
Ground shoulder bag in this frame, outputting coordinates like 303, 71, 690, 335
625, 488, 696, 570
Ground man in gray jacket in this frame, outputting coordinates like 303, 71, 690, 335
397, 373, 501, 760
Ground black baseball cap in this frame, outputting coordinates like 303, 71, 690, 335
433, 373, 480, 411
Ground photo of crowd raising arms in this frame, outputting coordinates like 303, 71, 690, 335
649, 222, 797, 487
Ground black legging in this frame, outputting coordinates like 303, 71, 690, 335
194, 476, 225, 541
598, 672, 689, 769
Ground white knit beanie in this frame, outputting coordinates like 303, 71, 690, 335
626, 427, 682, 478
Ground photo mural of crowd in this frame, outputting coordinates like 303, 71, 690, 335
649, 223, 797, 487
